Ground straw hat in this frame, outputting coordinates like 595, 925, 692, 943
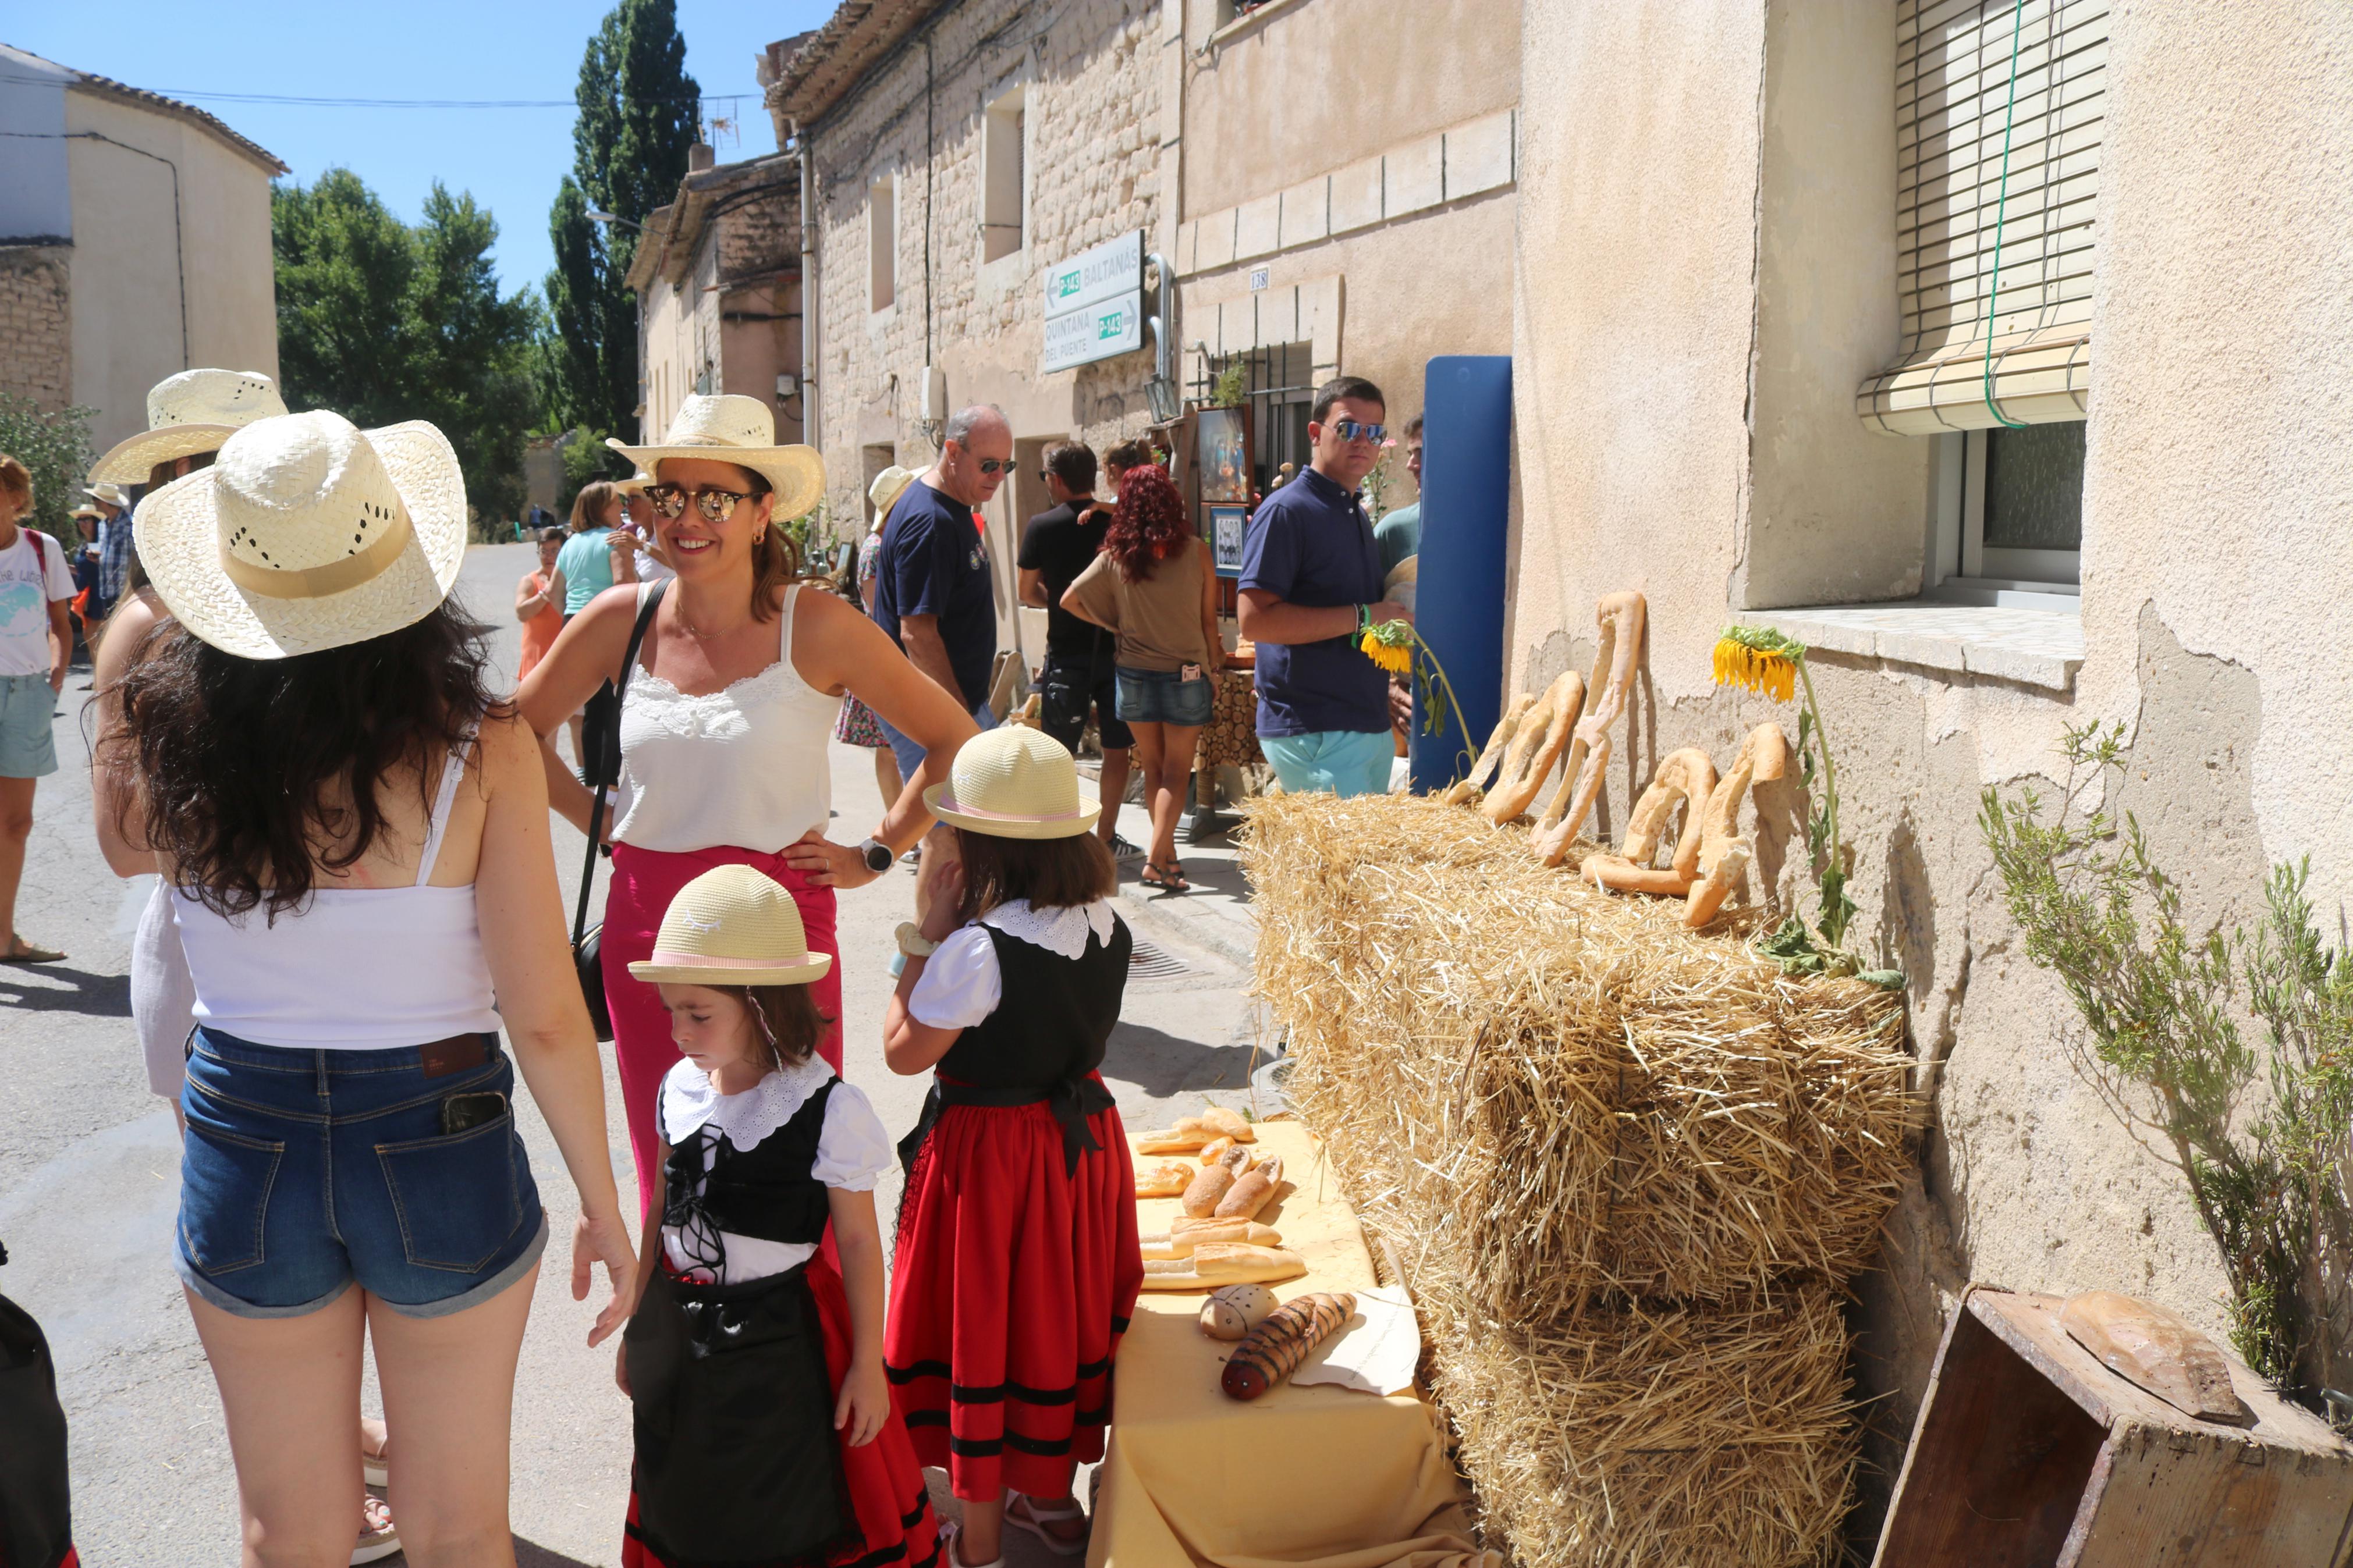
867, 464, 916, 523
924, 726, 1102, 840
84, 483, 130, 510
133, 410, 468, 660
88, 369, 289, 486
606, 395, 824, 523
70, 504, 101, 525
628, 865, 833, 986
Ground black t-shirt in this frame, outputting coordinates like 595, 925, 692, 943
1018, 499, 1115, 665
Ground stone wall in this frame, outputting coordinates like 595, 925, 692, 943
0, 247, 70, 410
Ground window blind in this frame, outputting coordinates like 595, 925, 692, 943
1858, 0, 2106, 435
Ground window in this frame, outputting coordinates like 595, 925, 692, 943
981, 88, 1026, 264
1930, 421, 2084, 591
869, 175, 896, 311
1193, 343, 1314, 496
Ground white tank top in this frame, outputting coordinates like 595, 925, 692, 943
173, 735, 501, 1050
610, 583, 840, 854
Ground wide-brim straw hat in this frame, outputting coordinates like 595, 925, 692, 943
606, 394, 824, 522
84, 483, 130, 509
924, 726, 1102, 840
133, 409, 468, 660
868, 464, 916, 521
629, 864, 833, 986
88, 369, 288, 486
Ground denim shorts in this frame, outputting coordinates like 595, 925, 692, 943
879, 699, 997, 784
176, 1029, 548, 1320
0, 673, 58, 778
1114, 664, 1213, 727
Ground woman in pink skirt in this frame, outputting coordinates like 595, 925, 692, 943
520, 396, 977, 1208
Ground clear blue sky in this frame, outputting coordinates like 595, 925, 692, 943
7, 1, 834, 297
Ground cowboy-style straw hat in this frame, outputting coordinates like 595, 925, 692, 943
867, 464, 916, 524
133, 410, 468, 660
629, 864, 833, 986
924, 726, 1102, 841
84, 483, 130, 510
88, 369, 289, 486
606, 395, 824, 523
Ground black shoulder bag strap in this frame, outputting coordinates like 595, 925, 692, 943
570, 581, 667, 1039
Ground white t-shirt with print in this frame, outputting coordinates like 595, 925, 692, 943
0, 530, 74, 678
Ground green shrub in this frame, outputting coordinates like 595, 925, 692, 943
0, 395, 97, 544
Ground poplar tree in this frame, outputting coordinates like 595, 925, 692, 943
541, 0, 701, 439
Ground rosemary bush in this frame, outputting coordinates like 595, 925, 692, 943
1981, 721, 2353, 1398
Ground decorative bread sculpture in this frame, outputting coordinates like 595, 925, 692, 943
1535, 591, 1647, 865
1584, 748, 1719, 897
1139, 1244, 1307, 1290
1199, 1283, 1281, 1341
1441, 689, 1538, 808
1683, 723, 1789, 927
1220, 1292, 1357, 1399
1480, 669, 1586, 824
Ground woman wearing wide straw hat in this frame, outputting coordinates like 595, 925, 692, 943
518, 394, 977, 1210
834, 464, 919, 812
94, 408, 637, 1566
883, 726, 1142, 1566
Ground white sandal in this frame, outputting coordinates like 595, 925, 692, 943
352, 1495, 400, 1565
360, 1417, 389, 1488
1005, 1492, 1090, 1557
938, 1519, 1004, 1568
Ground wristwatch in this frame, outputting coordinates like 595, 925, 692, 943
858, 837, 895, 874
895, 922, 940, 959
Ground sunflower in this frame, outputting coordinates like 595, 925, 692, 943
1360, 619, 1416, 675
1712, 624, 1805, 704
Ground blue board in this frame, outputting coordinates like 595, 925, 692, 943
1408, 356, 1512, 794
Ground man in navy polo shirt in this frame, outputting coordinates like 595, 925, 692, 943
1238, 376, 1414, 797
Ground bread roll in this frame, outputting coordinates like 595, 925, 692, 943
1134, 1161, 1192, 1199
1213, 1154, 1285, 1220
1198, 1135, 1237, 1166
1181, 1146, 1250, 1217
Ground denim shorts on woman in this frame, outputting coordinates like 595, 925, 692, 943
176, 1029, 548, 1320
1114, 664, 1213, 727
0, 673, 58, 778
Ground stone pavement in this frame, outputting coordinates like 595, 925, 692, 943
0, 543, 1270, 1567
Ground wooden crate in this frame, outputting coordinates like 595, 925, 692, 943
1871, 1286, 2353, 1567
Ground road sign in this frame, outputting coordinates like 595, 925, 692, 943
1042, 290, 1143, 374
1043, 229, 1142, 318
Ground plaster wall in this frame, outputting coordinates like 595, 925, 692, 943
1511, 0, 2353, 1535
63, 90, 277, 454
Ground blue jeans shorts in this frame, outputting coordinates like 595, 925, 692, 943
1259, 728, 1396, 798
1114, 665, 1213, 727
0, 673, 58, 778
879, 699, 997, 784
176, 1029, 548, 1320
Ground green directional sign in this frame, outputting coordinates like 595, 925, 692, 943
1042, 291, 1144, 374
1042, 230, 1142, 319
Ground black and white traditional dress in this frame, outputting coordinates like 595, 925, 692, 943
622, 1055, 940, 1568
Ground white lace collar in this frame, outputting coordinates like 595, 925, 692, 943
978, 898, 1118, 961
661, 1053, 835, 1153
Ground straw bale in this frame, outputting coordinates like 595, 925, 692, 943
1241, 791, 1918, 1313
1426, 1282, 1857, 1568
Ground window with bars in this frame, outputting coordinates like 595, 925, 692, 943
1193, 344, 1315, 497
1858, 0, 2105, 436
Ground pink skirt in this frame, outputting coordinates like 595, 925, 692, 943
602, 844, 843, 1215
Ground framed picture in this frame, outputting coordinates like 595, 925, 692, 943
1195, 406, 1251, 504
1209, 503, 1248, 577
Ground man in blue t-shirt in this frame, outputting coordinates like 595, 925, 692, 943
870, 403, 1006, 784
1238, 376, 1413, 798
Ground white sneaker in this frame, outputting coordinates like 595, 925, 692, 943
939, 1519, 1005, 1568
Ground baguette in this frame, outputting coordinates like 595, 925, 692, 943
1181, 1145, 1251, 1217
1213, 1154, 1285, 1220
1138, 1244, 1306, 1290
1140, 1220, 1282, 1259
1137, 1108, 1257, 1154
1134, 1161, 1193, 1199
1220, 1292, 1357, 1400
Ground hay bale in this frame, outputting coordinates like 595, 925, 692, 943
1428, 1283, 1857, 1568
1241, 790, 1918, 1313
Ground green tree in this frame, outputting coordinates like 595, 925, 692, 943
274, 169, 542, 529
541, 0, 701, 437
0, 394, 95, 545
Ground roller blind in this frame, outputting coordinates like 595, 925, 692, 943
1858, 0, 2106, 435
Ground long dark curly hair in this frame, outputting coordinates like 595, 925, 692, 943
108, 602, 502, 920
1102, 463, 1191, 584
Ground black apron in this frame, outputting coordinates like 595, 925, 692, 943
624, 1082, 851, 1566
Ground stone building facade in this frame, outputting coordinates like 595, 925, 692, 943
0, 249, 72, 412
1508, 0, 2353, 1534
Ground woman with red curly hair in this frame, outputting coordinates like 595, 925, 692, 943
1062, 464, 1220, 891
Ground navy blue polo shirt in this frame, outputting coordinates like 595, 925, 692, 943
871, 478, 996, 710
1238, 467, 1388, 737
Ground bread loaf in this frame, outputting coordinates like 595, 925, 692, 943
1134, 1161, 1193, 1199
1135, 1108, 1257, 1155
1141, 1220, 1282, 1259
1181, 1145, 1250, 1217
1138, 1245, 1307, 1291
1213, 1154, 1285, 1220
1197, 1135, 1237, 1166
1199, 1283, 1280, 1341
1220, 1292, 1356, 1400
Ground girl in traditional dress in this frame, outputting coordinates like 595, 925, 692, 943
883, 727, 1143, 1566
619, 863, 938, 1568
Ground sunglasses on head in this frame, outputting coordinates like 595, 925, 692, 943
1329, 418, 1387, 445
644, 483, 757, 522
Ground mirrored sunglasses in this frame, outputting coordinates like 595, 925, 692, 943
1331, 418, 1387, 445
644, 483, 754, 522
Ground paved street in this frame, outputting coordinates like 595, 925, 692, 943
0, 543, 1269, 1567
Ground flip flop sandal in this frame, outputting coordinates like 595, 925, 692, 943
360, 1421, 389, 1487
352, 1495, 400, 1566
1, 940, 65, 965
1005, 1493, 1090, 1557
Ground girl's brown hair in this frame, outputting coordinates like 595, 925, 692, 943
0, 454, 29, 506
953, 829, 1116, 924
715, 982, 828, 1073
569, 480, 619, 534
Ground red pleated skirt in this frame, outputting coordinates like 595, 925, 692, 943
883, 1086, 1142, 1502
623, 1255, 941, 1568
